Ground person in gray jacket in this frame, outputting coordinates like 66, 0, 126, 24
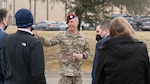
2, 8, 46, 84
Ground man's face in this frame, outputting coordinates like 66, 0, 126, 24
96, 25, 106, 38
2, 18, 8, 30
67, 18, 78, 31
96, 25, 103, 35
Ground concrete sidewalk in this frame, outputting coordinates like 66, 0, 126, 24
46, 72, 92, 84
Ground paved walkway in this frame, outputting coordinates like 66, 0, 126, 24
46, 72, 92, 84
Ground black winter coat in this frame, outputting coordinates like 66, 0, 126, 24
2, 30, 46, 84
95, 36, 150, 84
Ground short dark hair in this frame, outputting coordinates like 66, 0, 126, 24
99, 20, 111, 30
0, 8, 7, 22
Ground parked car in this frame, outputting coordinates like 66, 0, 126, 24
80, 21, 90, 30
108, 15, 142, 31
111, 14, 128, 17
135, 15, 150, 22
138, 18, 150, 23
124, 16, 142, 31
32, 20, 60, 31
58, 21, 68, 31
141, 22, 150, 31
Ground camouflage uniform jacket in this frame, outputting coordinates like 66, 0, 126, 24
43, 30, 90, 76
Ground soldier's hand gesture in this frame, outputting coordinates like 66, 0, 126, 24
74, 54, 83, 61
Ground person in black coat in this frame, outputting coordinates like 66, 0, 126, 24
95, 17, 150, 84
0, 8, 8, 84
2, 8, 46, 84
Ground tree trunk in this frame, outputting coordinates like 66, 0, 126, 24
29, 0, 31, 10
65, 0, 67, 20
46, 0, 49, 20
34, 0, 36, 23
120, 0, 123, 14
0, 0, 2, 8
6, 0, 8, 8
13, 0, 15, 25
75, 8, 83, 31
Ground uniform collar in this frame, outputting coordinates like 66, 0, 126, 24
104, 34, 110, 38
66, 30, 82, 38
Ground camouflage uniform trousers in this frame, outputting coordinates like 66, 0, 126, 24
58, 74, 82, 84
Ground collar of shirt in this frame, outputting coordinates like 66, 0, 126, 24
104, 34, 110, 38
0, 28, 4, 31
66, 30, 81, 38
18, 28, 33, 35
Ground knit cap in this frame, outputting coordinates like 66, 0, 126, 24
15, 8, 34, 28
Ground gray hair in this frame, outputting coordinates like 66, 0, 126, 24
74, 16, 79, 22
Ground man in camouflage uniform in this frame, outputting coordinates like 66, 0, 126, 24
38, 13, 90, 84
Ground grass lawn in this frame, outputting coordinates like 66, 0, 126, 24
5, 26, 150, 72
